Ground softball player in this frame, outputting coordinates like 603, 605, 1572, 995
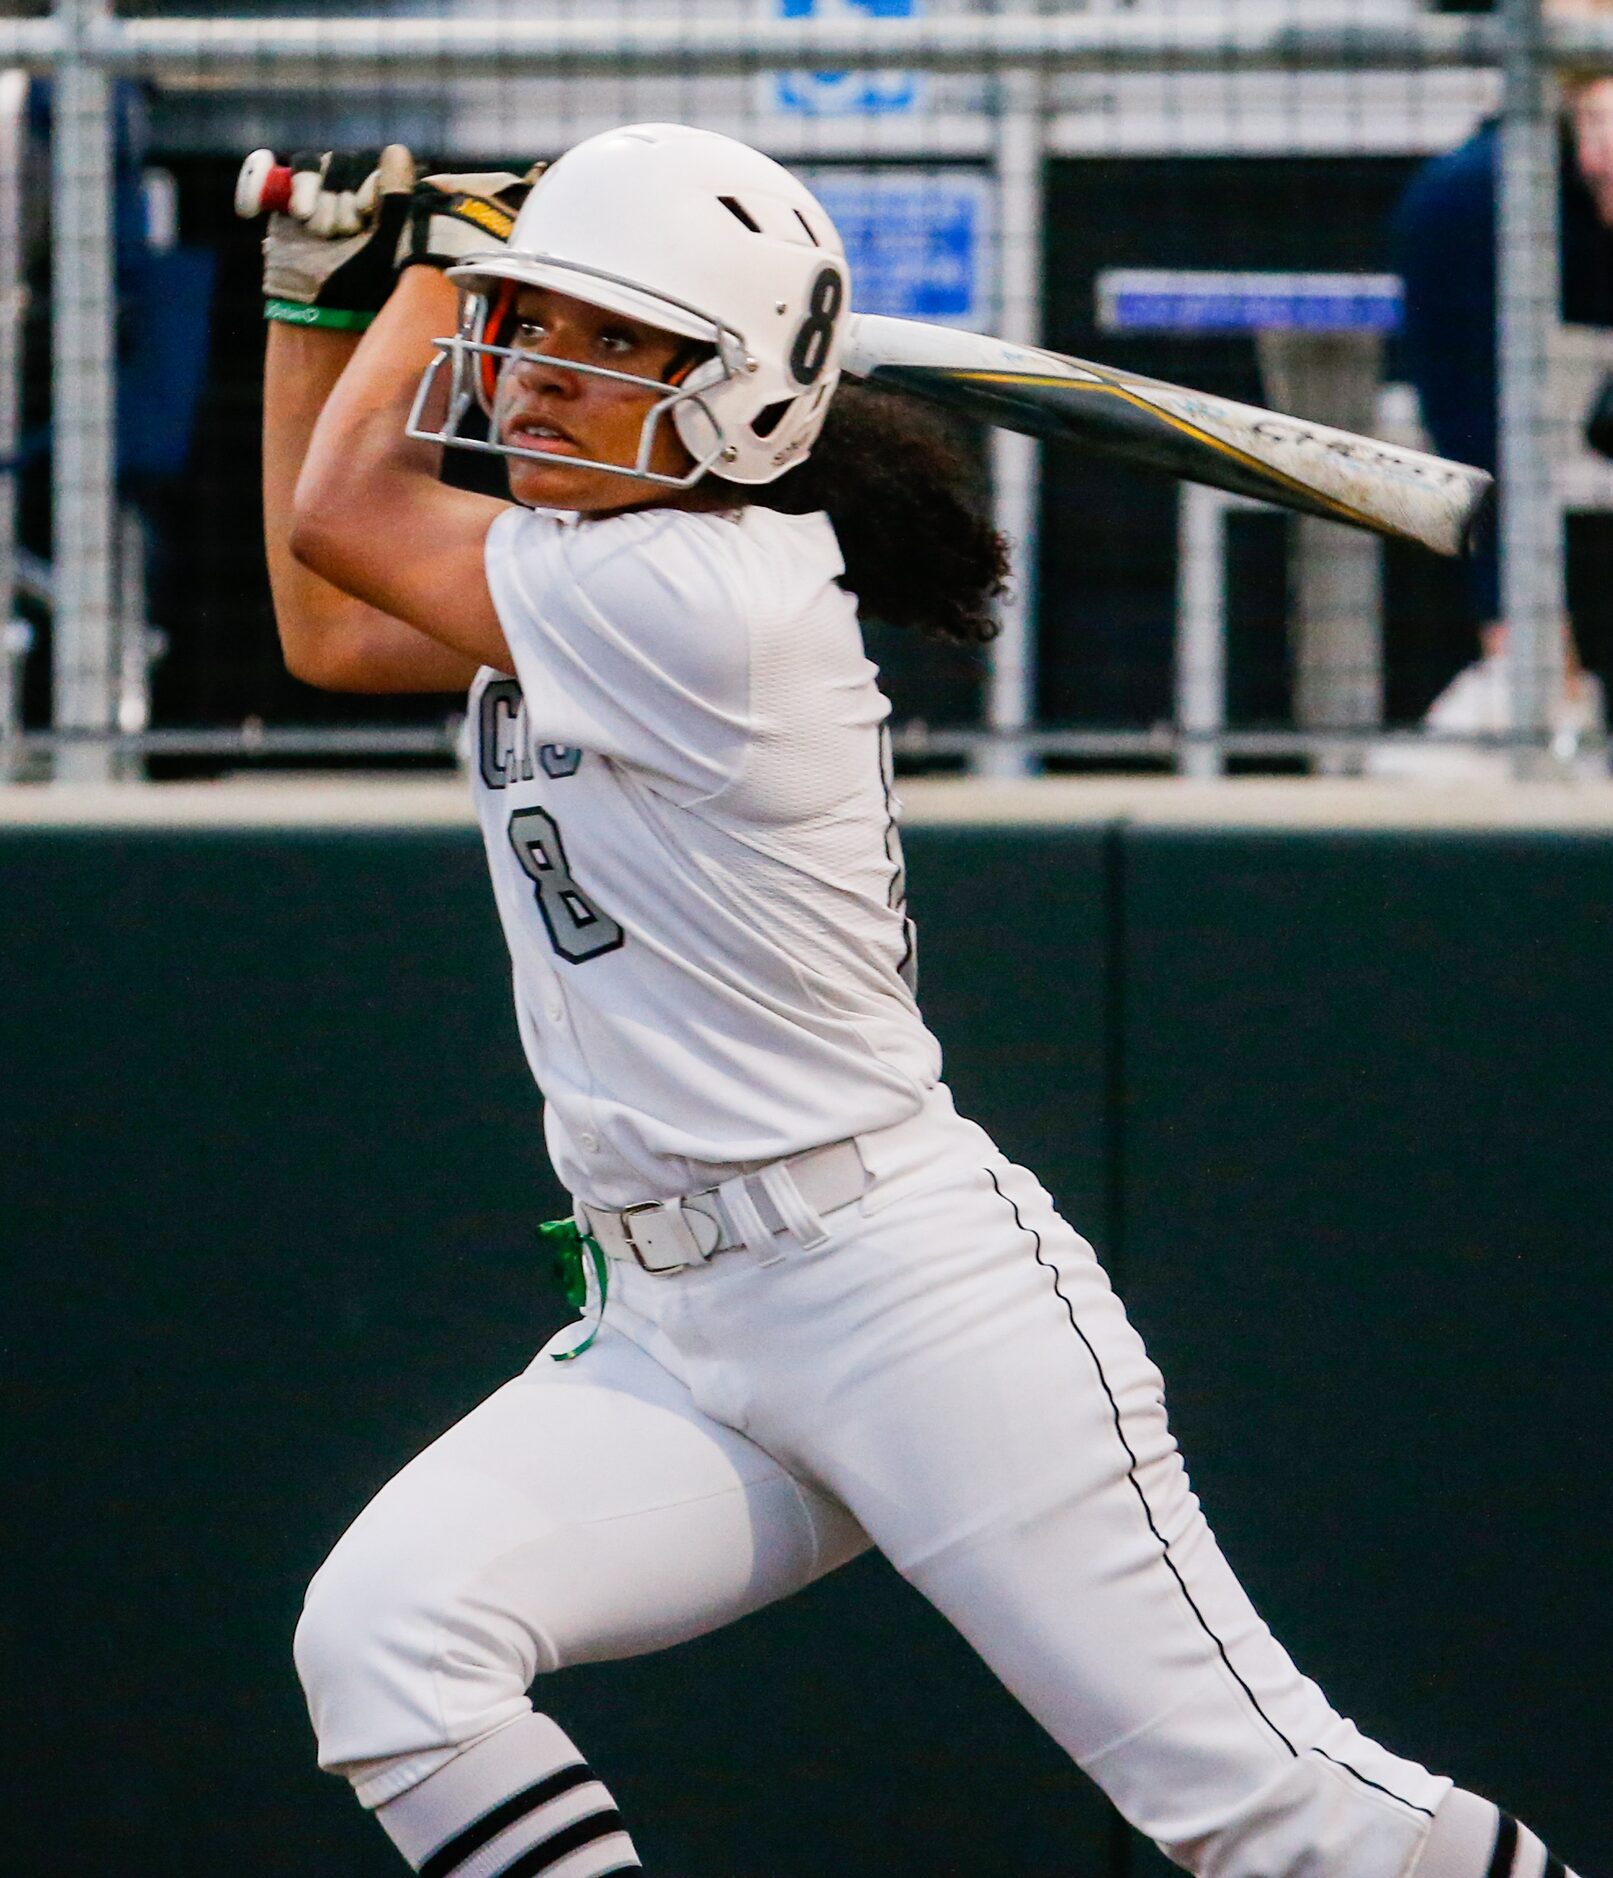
261, 125, 1583, 1878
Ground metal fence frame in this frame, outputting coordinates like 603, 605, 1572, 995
0, 64, 27, 776
1, 0, 1604, 779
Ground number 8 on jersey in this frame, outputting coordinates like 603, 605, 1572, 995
507, 806, 625, 964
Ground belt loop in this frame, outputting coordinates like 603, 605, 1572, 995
716, 1172, 784, 1264
755, 1160, 829, 1251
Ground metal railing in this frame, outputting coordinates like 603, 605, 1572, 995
0, 0, 1601, 779
0, 65, 27, 780
0, 12, 1563, 79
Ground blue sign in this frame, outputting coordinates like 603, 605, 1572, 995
809, 172, 991, 325
1096, 270, 1404, 336
773, 0, 921, 118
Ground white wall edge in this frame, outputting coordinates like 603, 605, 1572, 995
11, 774, 1613, 832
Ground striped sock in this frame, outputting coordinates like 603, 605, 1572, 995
1482, 1814, 1577, 1878
375, 1713, 642, 1878
1416, 1789, 1579, 1878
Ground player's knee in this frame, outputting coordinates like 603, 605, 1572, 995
293, 1519, 541, 1773
1154, 1750, 1434, 1878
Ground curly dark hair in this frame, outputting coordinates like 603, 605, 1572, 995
742, 382, 1010, 646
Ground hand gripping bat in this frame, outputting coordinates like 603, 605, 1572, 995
238, 150, 1488, 557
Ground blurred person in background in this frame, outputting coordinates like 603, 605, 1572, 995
1386, 0, 1613, 773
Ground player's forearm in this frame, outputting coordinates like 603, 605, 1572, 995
262, 322, 367, 682
291, 268, 493, 584
285, 266, 511, 670
263, 319, 476, 691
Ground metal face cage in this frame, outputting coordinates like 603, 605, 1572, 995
406, 257, 754, 493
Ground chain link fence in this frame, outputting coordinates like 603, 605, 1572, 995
2, 0, 1610, 781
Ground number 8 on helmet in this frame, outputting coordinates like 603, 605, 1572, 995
407, 121, 851, 489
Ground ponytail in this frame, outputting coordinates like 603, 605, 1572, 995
745, 382, 1009, 646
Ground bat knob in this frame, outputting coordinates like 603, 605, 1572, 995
235, 149, 294, 219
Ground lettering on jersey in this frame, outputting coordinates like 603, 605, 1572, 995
478, 680, 534, 789
478, 678, 582, 788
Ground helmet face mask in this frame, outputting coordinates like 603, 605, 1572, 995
406, 258, 739, 491
405, 123, 851, 496
489, 344, 725, 486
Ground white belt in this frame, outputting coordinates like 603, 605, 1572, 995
578, 1136, 869, 1275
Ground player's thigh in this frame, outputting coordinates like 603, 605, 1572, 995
768, 1157, 1340, 1763
760, 1157, 1443, 1857
303, 1319, 869, 1677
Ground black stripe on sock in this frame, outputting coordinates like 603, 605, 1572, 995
1486, 1813, 1520, 1878
419, 1764, 593, 1878
985, 1168, 1436, 1820
499, 1807, 628, 1877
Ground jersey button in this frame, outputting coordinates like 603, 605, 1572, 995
546, 996, 565, 1024
577, 1131, 601, 1154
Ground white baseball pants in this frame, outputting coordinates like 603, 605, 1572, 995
295, 1087, 1457, 1876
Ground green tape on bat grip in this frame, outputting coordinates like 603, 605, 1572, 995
264, 300, 376, 332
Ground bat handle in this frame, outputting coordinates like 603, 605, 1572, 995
235, 149, 294, 219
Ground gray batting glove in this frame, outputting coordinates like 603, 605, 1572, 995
262, 144, 418, 327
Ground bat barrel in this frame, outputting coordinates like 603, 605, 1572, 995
842, 311, 1492, 560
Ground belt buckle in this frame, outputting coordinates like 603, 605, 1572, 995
618, 1200, 689, 1275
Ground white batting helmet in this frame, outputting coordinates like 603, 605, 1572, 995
407, 123, 850, 488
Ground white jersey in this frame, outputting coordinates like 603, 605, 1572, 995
472, 500, 942, 1209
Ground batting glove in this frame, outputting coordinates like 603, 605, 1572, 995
394, 165, 546, 275
261, 144, 418, 332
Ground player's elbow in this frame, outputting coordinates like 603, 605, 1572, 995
281, 629, 366, 691
273, 581, 385, 693
287, 503, 356, 592
277, 615, 400, 693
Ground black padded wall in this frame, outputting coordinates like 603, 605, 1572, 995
3, 822, 1606, 1877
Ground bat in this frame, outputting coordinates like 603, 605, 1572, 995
238, 151, 1489, 558
235, 148, 295, 219
840, 315, 1489, 559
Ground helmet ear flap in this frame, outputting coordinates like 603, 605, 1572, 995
479, 280, 519, 414
669, 353, 729, 464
